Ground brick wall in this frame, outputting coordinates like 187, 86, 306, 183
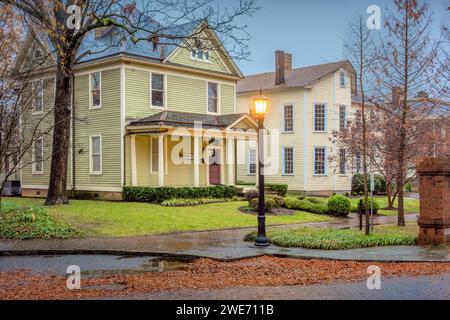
417, 157, 450, 244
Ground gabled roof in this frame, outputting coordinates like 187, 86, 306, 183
128, 110, 257, 129
237, 60, 355, 94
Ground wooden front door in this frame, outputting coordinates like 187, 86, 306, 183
209, 164, 221, 185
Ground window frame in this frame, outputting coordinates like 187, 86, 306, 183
339, 71, 346, 88
313, 103, 327, 132
89, 72, 102, 110
247, 147, 257, 176
32, 80, 44, 115
313, 146, 327, 176
191, 48, 211, 63
282, 146, 295, 176
32, 137, 44, 175
89, 135, 102, 175
339, 105, 347, 130
339, 148, 347, 175
283, 104, 294, 133
355, 151, 362, 174
150, 72, 165, 109
207, 82, 220, 114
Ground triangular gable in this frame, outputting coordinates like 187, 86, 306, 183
14, 30, 55, 73
165, 21, 243, 77
227, 115, 258, 130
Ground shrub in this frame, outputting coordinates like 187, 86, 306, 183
284, 198, 329, 215
245, 189, 259, 206
358, 198, 380, 214
375, 175, 387, 193
0, 202, 82, 240
352, 173, 385, 194
123, 186, 239, 203
271, 195, 285, 208
304, 197, 326, 204
161, 198, 232, 207
265, 184, 288, 197
250, 197, 277, 212
327, 195, 351, 217
404, 182, 412, 192
344, 192, 350, 197
352, 173, 365, 194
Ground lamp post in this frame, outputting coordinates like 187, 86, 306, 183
253, 94, 269, 247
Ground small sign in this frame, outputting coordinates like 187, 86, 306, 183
370, 175, 375, 192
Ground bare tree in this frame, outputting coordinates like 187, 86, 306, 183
370, 0, 449, 226
2, 0, 257, 205
341, 16, 377, 235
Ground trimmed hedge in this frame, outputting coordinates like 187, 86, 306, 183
265, 184, 288, 197
284, 198, 329, 215
123, 186, 239, 203
327, 195, 351, 217
250, 195, 285, 212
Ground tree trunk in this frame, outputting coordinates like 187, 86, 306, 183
45, 64, 72, 205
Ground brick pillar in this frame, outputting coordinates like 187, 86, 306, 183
417, 158, 450, 245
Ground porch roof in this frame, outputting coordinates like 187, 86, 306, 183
128, 111, 257, 130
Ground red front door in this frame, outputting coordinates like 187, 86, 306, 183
209, 164, 221, 185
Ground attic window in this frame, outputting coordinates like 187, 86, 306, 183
34, 49, 43, 60
339, 71, 346, 87
191, 48, 210, 62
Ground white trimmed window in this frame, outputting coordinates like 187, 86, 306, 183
151, 137, 160, 173
340, 71, 346, 87
33, 137, 43, 174
314, 104, 326, 132
339, 149, 346, 174
248, 148, 257, 175
151, 73, 164, 108
314, 147, 326, 175
191, 48, 210, 62
90, 72, 101, 109
208, 82, 219, 114
339, 105, 347, 130
90, 136, 102, 174
355, 151, 362, 174
283, 105, 294, 132
282, 147, 294, 175
32, 80, 44, 113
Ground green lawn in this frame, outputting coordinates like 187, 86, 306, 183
349, 197, 419, 216
5, 198, 332, 238
245, 223, 418, 250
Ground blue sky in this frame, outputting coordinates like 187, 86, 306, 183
237, 0, 448, 75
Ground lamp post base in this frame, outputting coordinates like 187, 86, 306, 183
254, 235, 270, 247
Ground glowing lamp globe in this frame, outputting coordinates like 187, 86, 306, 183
253, 97, 268, 119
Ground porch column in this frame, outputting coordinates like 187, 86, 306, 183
220, 138, 225, 185
130, 135, 137, 186
227, 135, 235, 185
193, 135, 200, 187
158, 134, 164, 187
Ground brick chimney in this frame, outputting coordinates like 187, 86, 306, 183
275, 50, 292, 85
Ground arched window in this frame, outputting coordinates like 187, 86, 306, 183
34, 49, 43, 60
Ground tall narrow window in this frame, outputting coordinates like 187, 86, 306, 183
355, 151, 361, 174
33, 138, 43, 174
151, 74, 164, 107
284, 105, 294, 132
283, 147, 294, 175
90, 72, 101, 108
314, 147, 326, 175
340, 71, 346, 87
248, 148, 256, 175
32, 80, 43, 113
151, 137, 160, 173
208, 82, 218, 113
90, 136, 102, 174
314, 104, 326, 132
339, 105, 347, 130
339, 149, 346, 174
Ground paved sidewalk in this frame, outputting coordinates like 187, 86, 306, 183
1, 213, 448, 262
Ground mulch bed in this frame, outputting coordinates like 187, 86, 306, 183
1, 256, 449, 300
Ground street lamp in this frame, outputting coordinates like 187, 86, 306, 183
253, 94, 269, 247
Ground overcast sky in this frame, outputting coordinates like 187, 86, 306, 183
236, 0, 448, 75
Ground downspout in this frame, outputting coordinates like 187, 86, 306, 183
71, 74, 76, 194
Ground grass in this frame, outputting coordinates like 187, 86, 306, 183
4, 197, 332, 238
0, 201, 83, 240
245, 223, 418, 250
349, 197, 419, 216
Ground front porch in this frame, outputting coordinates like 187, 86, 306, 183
125, 111, 258, 188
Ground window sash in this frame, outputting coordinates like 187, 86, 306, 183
151, 74, 164, 107
91, 136, 102, 173
283, 147, 294, 175
33, 80, 43, 112
91, 73, 101, 107
339, 149, 346, 174
248, 148, 256, 175
151, 137, 159, 173
340, 72, 346, 87
355, 152, 362, 174
34, 138, 43, 173
314, 104, 326, 131
314, 147, 326, 175
339, 106, 347, 129
208, 83, 218, 113
284, 105, 294, 132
